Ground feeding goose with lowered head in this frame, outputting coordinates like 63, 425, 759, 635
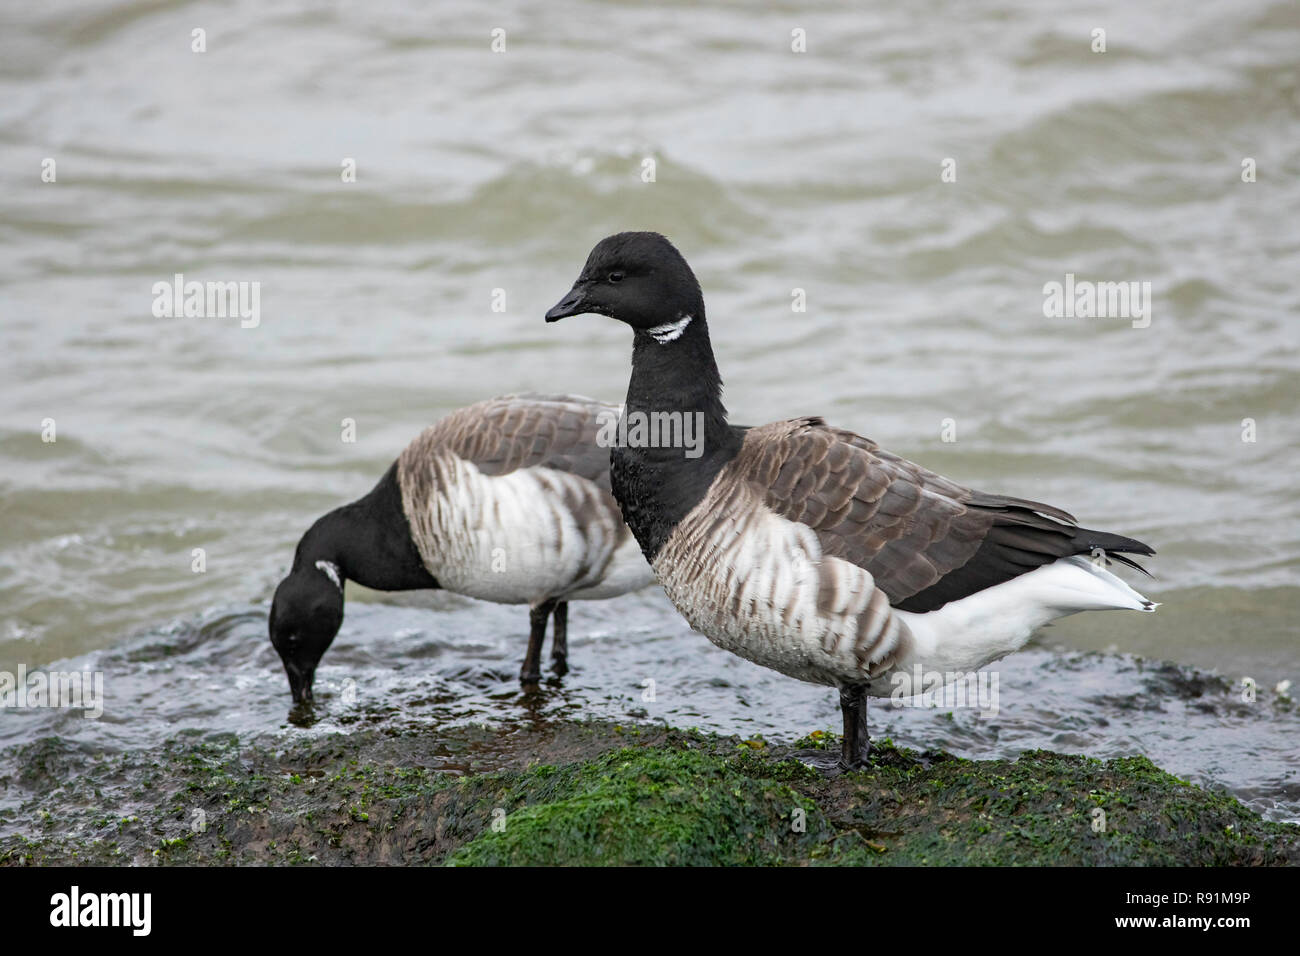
269, 394, 653, 703
545, 232, 1158, 770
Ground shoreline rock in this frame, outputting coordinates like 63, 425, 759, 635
2, 720, 1296, 866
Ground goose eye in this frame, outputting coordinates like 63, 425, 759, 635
608, 271, 625, 283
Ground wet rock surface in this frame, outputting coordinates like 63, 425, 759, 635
4, 719, 1295, 866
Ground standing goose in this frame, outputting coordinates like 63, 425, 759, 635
545, 232, 1158, 769
269, 394, 653, 703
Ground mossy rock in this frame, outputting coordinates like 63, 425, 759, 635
2, 721, 1295, 866
803, 747, 1297, 866
447, 745, 827, 865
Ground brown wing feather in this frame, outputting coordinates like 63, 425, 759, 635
424, 393, 614, 489
730, 417, 1095, 611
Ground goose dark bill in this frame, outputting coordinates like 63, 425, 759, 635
546, 232, 1158, 771
545, 285, 590, 321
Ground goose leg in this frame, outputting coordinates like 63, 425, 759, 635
839, 685, 871, 770
550, 601, 569, 676
521, 598, 557, 685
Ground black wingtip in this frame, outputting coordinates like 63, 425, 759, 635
1071, 526, 1156, 577
1107, 551, 1154, 577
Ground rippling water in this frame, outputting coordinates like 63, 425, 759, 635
1, 1, 1297, 820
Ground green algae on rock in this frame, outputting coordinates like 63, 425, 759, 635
1, 721, 1295, 867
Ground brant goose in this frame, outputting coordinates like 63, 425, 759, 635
546, 232, 1157, 769
269, 394, 653, 703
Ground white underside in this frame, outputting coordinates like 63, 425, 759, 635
566, 535, 655, 601
411, 456, 654, 607
883, 554, 1155, 695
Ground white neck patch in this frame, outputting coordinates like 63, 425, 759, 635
315, 560, 342, 591
645, 314, 693, 344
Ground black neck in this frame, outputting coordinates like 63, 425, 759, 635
293, 461, 440, 592
626, 314, 730, 434
613, 312, 744, 562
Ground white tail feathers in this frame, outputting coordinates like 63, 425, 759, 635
1054, 554, 1158, 612
890, 553, 1159, 682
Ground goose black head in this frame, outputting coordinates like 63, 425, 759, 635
545, 232, 704, 336
268, 564, 344, 704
